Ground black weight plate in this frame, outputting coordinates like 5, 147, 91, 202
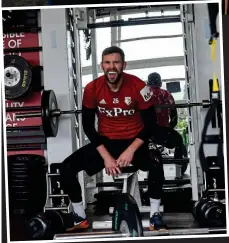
8, 154, 47, 166
10, 181, 29, 187
204, 202, 226, 227
192, 201, 199, 218
25, 213, 49, 240
45, 211, 66, 238
8, 155, 47, 177
199, 200, 216, 225
25, 211, 65, 240
112, 193, 143, 237
192, 198, 208, 222
4, 55, 32, 100
41, 90, 59, 137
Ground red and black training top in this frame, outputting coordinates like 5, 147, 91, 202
82, 72, 157, 147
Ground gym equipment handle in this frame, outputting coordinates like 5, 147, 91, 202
15, 109, 83, 119
6, 106, 42, 112
16, 112, 42, 118
14, 100, 221, 120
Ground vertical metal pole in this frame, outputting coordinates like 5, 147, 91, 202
180, 4, 200, 201
85, 9, 100, 203
89, 10, 103, 198
187, 5, 205, 197
91, 10, 98, 80
117, 14, 122, 47
72, 8, 86, 208
111, 11, 118, 46
72, 10, 85, 147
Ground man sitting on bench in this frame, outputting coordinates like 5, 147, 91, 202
59, 46, 167, 232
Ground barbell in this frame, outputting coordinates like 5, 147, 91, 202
13, 89, 222, 138
25, 193, 143, 240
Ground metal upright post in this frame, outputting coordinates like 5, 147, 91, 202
91, 10, 99, 80
180, 4, 204, 201
70, 8, 87, 208
110, 11, 118, 46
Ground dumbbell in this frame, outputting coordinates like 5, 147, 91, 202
199, 200, 226, 227
192, 197, 209, 223
24, 211, 71, 240
193, 196, 226, 227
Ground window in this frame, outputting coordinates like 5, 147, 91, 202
166, 81, 181, 93
95, 27, 111, 63
80, 17, 111, 68
121, 10, 180, 20
80, 10, 186, 100
126, 66, 185, 81
120, 22, 183, 40
80, 31, 92, 67
162, 80, 187, 101
120, 37, 184, 61
82, 72, 105, 88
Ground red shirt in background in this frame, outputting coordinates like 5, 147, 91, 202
150, 87, 175, 127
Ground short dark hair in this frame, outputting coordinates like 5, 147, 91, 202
147, 72, 162, 87
102, 46, 125, 62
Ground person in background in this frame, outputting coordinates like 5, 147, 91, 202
147, 72, 186, 159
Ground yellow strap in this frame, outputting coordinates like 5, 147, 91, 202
213, 72, 219, 92
210, 39, 219, 92
211, 39, 216, 62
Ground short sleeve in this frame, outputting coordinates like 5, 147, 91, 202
135, 81, 154, 110
82, 82, 97, 108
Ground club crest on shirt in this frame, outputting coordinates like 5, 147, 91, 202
124, 97, 132, 105
140, 85, 153, 102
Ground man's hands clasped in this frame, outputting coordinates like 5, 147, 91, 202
104, 148, 135, 176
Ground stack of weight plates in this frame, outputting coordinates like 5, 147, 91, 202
8, 154, 48, 216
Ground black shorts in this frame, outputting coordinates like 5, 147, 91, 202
70, 136, 153, 176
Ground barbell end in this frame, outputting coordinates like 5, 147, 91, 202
51, 109, 62, 117
202, 100, 211, 108
15, 112, 42, 119
54, 110, 82, 116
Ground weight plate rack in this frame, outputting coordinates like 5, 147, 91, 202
8, 154, 48, 216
